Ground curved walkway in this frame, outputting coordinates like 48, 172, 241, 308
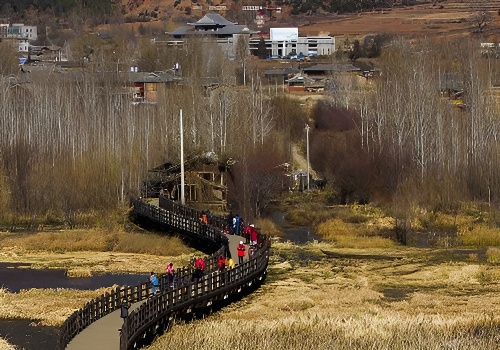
66, 234, 247, 350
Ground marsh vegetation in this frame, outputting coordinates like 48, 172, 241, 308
146, 240, 500, 350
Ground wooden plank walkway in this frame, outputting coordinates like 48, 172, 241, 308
65, 234, 247, 350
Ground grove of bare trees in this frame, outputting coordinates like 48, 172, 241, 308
311, 37, 500, 225
0, 36, 305, 226
5, 29, 499, 230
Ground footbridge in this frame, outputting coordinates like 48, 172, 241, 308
59, 196, 270, 350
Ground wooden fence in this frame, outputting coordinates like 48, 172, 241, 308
59, 198, 270, 350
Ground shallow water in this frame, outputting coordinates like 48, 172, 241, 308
269, 211, 321, 244
0, 263, 149, 349
0, 319, 59, 350
0, 262, 149, 293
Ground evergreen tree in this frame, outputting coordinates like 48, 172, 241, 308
255, 37, 268, 59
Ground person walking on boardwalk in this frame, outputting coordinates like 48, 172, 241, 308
192, 257, 205, 282
248, 224, 258, 246
237, 240, 246, 265
243, 223, 251, 244
200, 211, 208, 225
218, 254, 226, 285
217, 254, 226, 271
227, 212, 234, 234
226, 256, 235, 269
233, 214, 241, 236
166, 262, 174, 288
150, 272, 160, 296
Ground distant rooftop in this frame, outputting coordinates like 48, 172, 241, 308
125, 71, 179, 84
303, 63, 361, 73
172, 13, 255, 38
187, 13, 236, 26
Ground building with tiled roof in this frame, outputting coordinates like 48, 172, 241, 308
172, 13, 255, 39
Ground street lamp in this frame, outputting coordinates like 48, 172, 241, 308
180, 109, 185, 205
305, 123, 310, 191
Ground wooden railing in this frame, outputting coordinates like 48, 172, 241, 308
159, 195, 229, 230
59, 198, 270, 350
120, 240, 269, 350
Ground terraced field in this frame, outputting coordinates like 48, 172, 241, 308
297, 1, 500, 40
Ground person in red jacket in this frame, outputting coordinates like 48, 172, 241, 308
248, 224, 258, 246
217, 254, 226, 271
237, 241, 246, 265
192, 257, 205, 282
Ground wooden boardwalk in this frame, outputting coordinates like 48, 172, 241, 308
66, 234, 247, 350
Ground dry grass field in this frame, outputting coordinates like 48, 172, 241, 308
0, 229, 195, 277
0, 229, 195, 332
295, 1, 500, 41
106, 0, 500, 41
0, 338, 15, 350
146, 241, 500, 350
0, 205, 499, 349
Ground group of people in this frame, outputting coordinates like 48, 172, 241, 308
226, 212, 259, 247
148, 209, 260, 296
217, 254, 235, 271
149, 262, 175, 296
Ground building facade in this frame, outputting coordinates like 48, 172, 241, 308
0, 23, 38, 53
170, 14, 335, 59
249, 35, 335, 58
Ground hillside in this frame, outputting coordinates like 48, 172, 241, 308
4, 0, 500, 40
116, 0, 500, 41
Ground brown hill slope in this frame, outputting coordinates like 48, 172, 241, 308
116, 0, 500, 40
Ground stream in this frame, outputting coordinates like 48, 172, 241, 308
269, 211, 320, 244
0, 263, 149, 349
0, 262, 148, 293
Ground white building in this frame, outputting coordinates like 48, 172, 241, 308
2, 23, 38, 53
249, 28, 335, 58
169, 17, 335, 60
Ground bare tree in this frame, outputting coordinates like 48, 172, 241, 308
470, 11, 492, 35
0, 42, 19, 76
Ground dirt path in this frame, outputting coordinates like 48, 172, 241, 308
291, 143, 318, 179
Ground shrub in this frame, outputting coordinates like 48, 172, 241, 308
486, 248, 500, 264
459, 225, 500, 246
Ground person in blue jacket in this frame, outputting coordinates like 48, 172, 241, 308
233, 214, 241, 235
150, 272, 160, 296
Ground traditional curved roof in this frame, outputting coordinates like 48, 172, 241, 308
172, 13, 255, 37
187, 13, 236, 26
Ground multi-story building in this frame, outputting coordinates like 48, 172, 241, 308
249, 34, 335, 58
170, 14, 335, 59
0, 23, 38, 53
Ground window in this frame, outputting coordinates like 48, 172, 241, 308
146, 83, 157, 92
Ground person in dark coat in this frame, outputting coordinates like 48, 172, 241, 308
227, 212, 234, 234
233, 214, 241, 236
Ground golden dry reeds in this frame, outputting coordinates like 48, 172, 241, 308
0, 286, 115, 326
147, 314, 499, 350
0, 337, 15, 350
459, 224, 500, 246
0, 229, 194, 277
0, 229, 193, 256
254, 218, 284, 238
486, 247, 500, 264
315, 218, 396, 248
146, 241, 500, 350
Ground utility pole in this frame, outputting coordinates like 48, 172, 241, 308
305, 124, 310, 191
180, 109, 185, 205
